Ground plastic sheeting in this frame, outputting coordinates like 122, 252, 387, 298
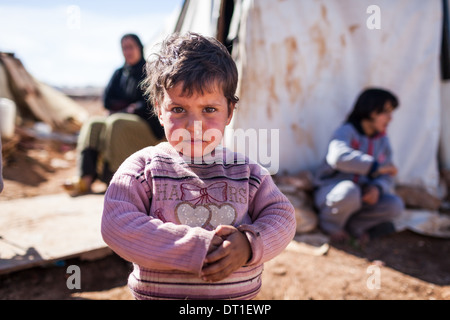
225, 0, 443, 195
394, 209, 450, 238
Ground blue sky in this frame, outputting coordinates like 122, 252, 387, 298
0, 0, 183, 87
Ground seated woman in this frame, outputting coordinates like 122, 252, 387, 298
64, 33, 164, 196
313, 88, 404, 244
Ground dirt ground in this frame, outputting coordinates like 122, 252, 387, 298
1, 97, 450, 300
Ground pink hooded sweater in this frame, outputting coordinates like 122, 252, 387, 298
101, 142, 296, 300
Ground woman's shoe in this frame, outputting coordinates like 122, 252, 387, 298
62, 177, 91, 197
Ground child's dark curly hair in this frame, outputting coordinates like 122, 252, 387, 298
141, 32, 239, 116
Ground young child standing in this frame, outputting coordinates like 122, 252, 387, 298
314, 88, 404, 244
101, 32, 296, 300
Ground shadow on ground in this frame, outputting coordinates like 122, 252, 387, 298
0, 253, 132, 300
330, 230, 450, 286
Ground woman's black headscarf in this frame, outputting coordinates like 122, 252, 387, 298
121, 33, 145, 63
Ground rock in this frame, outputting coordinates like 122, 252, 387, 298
284, 192, 318, 234
395, 185, 441, 211
274, 172, 318, 234
274, 171, 315, 191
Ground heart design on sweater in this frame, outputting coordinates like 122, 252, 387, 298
175, 202, 237, 229
208, 204, 236, 228
175, 203, 210, 228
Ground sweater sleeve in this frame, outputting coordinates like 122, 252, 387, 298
103, 69, 129, 112
326, 125, 374, 175
369, 138, 396, 194
101, 153, 215, 276
238, 168, 296, 266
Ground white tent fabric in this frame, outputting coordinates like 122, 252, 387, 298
440, 81, 450, 171
144, 0, 221, 62
225, 0, 443, 196
175, 0, 222, 37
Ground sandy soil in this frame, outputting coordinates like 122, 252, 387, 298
1, 97, 449, 300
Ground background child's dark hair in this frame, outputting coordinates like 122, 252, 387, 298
346, 88, 399, 124
141, 32, 239, 115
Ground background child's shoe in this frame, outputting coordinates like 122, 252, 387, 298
368, 221, 396, 240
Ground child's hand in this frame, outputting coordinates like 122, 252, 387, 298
377, 164, 398, 176
201, 225, 251, 282
207, 234, 224, 254
362, 185, 380, 205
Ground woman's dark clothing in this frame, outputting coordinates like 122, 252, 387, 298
78, 59, 164, 184
103, 58, 164, 140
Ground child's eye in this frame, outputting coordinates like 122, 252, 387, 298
171, 106, 185, 113
204, 107, 216, 113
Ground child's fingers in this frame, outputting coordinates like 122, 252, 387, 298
362, 192, 378, 205
204, 240, 230, 264
379, 164, 398, 176
202, 230, 252, 282
201, 256, 233, 282
207, 235, 223, 254
214, 225, 237, 238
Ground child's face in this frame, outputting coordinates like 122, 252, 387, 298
370, 101, 394, 134
158, 82, 234, 158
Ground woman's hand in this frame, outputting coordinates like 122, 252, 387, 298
126, 103, 138, 114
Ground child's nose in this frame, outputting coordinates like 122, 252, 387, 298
186, 116, 203, 139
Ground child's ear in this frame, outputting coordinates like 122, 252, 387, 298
156, 102, 164, 126
226, 103, 235, 125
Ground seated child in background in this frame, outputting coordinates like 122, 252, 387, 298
314, 88, 404, 244
101, 32, 296, 300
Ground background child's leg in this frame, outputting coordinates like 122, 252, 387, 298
314, 180, 362, 235
346, 193, 404, 238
